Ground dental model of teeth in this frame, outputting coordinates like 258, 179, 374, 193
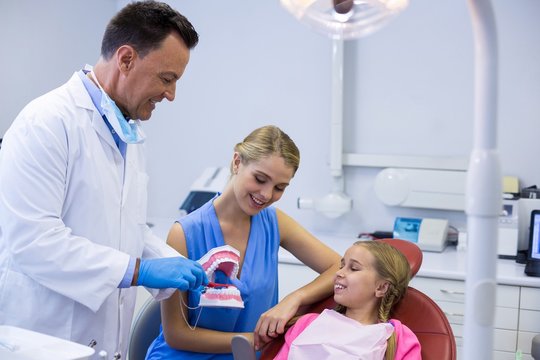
199, 286, 244, 308
197, 245, 244, 308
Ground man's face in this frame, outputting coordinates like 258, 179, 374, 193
117, 32, 190, 120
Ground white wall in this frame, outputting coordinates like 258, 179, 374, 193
1, 0, 539, 240
0, 0, 116, 133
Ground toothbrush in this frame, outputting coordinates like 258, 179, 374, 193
207, 282, 231, 288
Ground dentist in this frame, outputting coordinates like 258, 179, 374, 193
0, 1, 206, 358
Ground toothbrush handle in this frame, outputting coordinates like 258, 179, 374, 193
208, 282, 230, 288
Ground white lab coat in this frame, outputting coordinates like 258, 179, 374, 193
0, 72, 178, 359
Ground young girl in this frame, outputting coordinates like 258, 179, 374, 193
145, 125, 341, 359
272, 240, 421, 359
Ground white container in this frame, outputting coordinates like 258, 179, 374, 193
0, 325, 94, 360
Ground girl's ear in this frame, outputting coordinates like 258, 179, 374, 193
375, 281, 389, 298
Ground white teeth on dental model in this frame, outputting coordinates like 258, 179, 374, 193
197, 245, 244, 308
198, 246, 241, 280
199, 287, 244, 308
198, 245, 240, 265
204, 258, 240, 280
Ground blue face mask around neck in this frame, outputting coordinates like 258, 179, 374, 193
91, 71, 145, 144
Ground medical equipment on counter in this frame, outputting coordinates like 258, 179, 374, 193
459, 198, 522, 259
393, 217, 449, 252
498, 198, 520, 259
179, 167, 228, 216
0, 325, 94, 360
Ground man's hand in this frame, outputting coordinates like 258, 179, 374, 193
136, 257, 208, 290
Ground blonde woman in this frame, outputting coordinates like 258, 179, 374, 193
146, 125, 341, 359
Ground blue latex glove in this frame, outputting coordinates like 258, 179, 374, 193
137, 257, 208, 290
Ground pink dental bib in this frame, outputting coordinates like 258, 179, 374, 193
289, 309, 394, 360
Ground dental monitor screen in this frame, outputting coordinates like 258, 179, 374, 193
525, 210, 540, 277
530, 211, 540, 260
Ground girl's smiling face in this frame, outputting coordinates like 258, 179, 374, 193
334, 244, 389, 313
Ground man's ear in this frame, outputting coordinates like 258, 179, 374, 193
375, 281, 389, 298
115, 45, 137, 73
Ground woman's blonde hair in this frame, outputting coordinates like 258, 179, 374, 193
335, 240, 411, 360
231, 125, 300, 175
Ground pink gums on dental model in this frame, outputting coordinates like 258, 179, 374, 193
197, 245, 244, 308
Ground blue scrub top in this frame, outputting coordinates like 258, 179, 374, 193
146, 198, 280, 359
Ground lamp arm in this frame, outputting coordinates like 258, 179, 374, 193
330, 38, 345, 180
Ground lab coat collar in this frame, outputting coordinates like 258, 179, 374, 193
68, 71, 123, 156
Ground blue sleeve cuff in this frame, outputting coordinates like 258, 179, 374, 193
119, 257, 136, 288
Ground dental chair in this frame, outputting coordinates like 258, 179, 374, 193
533, 334, 540, 360
232, 238, 456, 360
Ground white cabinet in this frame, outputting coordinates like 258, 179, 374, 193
410, 277, 540, 359
518, 287, 540, 360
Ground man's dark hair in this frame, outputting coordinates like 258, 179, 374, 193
101, 1, 199, 60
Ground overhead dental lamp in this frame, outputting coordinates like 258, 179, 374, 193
280, 0, 409, 39
282, 0, 500, 358
290, 0, 408, 219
